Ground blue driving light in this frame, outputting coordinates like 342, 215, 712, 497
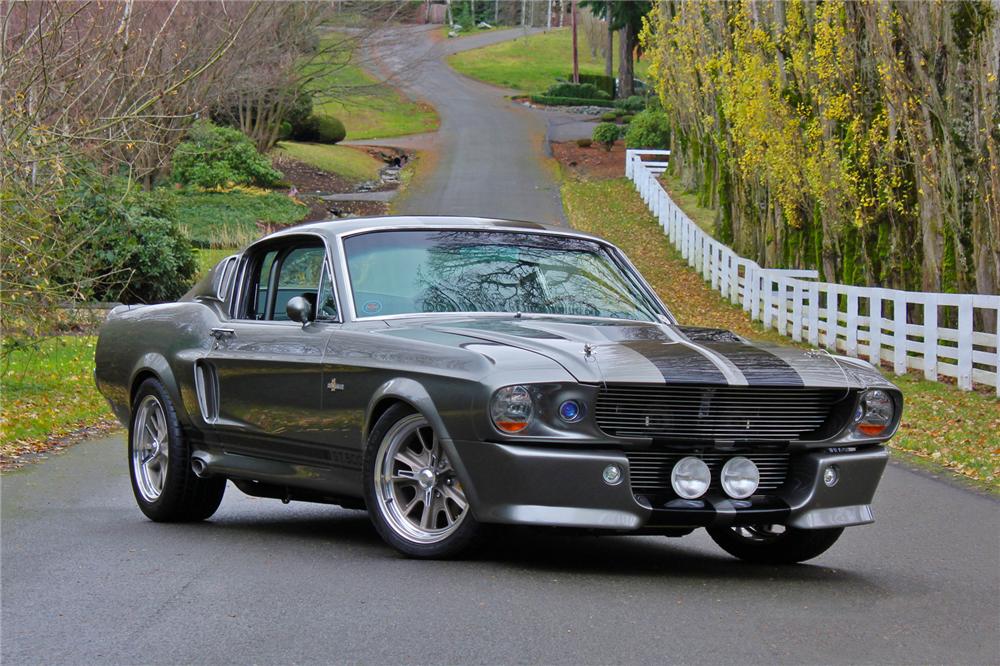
558, 400, 583, 423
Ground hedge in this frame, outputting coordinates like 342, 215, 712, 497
528, 95, 616, 108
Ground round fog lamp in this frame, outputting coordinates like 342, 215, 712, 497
602, 464, 623, 485
558, 400, 583, 423
823, 465, 840, 487
670, 457, 711, 499
720, 457, 760, 499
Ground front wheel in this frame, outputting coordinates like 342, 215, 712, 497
707, 524, 844, 564
128, 378, 226, 522
363, 404, 482, 558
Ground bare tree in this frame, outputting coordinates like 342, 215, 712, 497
1, 0, 256, 345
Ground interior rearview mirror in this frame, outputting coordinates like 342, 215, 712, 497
286, 296, 313, 325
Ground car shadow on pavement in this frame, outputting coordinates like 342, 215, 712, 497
201, 506, 883, 590
470, 528, 881, 586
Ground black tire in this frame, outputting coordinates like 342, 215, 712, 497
128, 378, 226, 522
363, 403, 483, 559
707, 524, 844, 565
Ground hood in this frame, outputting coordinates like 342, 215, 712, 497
387, 315, 860, 388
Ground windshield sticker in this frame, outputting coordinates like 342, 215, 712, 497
363, 300, 383, 315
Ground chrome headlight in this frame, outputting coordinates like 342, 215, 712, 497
490, 385, 534, 433
853, 389, 895, 437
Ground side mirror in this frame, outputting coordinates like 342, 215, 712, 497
286, 296, 313, 325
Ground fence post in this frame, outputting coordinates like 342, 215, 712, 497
808, 283, 820, 346
957, 296, 973, 390
777, 277, 789, 336
701, 237, 710, 281
845, 288, 859, 357
826, 286, 839, 350
893, 295, 907, 374
762, 273, 773, 330
729, 256, 740, 304
922, 294, 939, 381
792, 280, 803, 342
625, 150, 635, 179
869, 290, 883, 368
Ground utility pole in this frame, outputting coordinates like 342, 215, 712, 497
494, 0, 499, 25
547, 0, 552, 30
571, 0, 579, 83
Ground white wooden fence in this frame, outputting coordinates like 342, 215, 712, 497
626, 149, 1000, 396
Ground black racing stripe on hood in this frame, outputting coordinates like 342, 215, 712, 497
622, 340, 729, 384
711, 343, 804, 386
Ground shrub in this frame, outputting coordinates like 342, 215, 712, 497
592, 123, 621, 151
278, 121, 293, 141
528, 95, 616, 108
568, 73, 615, 98
57, 178, 197, 304
314, 115, 346, 144
624, 109, 672, 149
600, 111, 618, 122
285, 91, 313, 132
545, 82, 609, 100
622, 113, 635, 123
171, 121, 282, 189
576, 138, 593, 148
292, 114, 347, 144
614, 95, 646, 112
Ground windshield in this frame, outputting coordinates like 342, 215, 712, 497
343, 230, 662, 321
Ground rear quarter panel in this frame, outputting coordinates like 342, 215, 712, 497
95, 301, 223, 428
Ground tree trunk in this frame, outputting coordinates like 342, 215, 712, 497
571, 1, 579, 83
604, 1, 613, 77
618, 23, 634, 98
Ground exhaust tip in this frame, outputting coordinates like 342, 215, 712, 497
191, 457, 208, 478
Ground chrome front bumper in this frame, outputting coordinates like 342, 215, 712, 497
450, 440, 889, 531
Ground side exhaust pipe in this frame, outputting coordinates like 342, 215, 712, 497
191, 456, 209, 478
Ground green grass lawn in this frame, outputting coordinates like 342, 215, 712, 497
447, 27, 649, 93
274, 142, 383, 182
562, 177, 1000, 493
171, 187, 308, 249
308, 38, 438, 140
1, 336, 115, 455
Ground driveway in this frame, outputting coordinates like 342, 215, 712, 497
3, 24, 999, 666
353, 25, 570, 225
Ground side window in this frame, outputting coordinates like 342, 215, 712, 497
237, 241, 335, 321
272, 246, 325, 321
316, 262, 339, 321
244, 250, 278, 320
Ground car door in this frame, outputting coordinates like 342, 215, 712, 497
207, 236, 338, 466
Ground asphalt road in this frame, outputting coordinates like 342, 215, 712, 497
366, 26, 569, 225
3, 25, 999, 666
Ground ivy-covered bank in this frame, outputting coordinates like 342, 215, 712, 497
641, 1, 999, 298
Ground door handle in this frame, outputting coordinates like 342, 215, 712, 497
210, 327, 236, 340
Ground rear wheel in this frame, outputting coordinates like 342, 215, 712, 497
707, 524, 844, 564
128, 378, 226, 522
363, 404, 482, 558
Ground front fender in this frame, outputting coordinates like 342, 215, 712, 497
364, 377, 486, 518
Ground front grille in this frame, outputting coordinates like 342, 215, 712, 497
595, 385, 847, 442
626, 451, 790, 495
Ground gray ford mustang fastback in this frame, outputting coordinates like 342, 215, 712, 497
95, 216, 901, 562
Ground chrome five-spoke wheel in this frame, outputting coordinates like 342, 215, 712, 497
373, 414, 468, 544
133, 394, 169, 502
